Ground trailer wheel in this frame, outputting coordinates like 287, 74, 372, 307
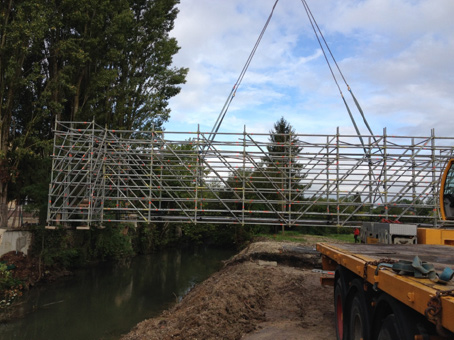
373, 294, 428, 340
377, 314, 399, 340
348, 280, 371, 340
335, 280, 345, 340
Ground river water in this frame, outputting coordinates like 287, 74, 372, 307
0, 247, 235, 340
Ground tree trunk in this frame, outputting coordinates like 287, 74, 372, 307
0, 137, 8, 228
0, 88, 14, 229
0, 181, 8, 228
0, 119, 9, 228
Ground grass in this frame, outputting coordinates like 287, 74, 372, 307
256, 231, 306, 243
326, 233, 355, 243
256, 230, 354, 243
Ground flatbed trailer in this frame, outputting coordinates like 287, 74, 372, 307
316, 242, 454, 340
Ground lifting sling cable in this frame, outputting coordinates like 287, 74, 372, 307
301, 0, 382, 152
300, 0, 368, 157
201, 0, 280, 156
301, 0, 386, 204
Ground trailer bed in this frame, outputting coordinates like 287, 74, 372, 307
317, 242, 454, 333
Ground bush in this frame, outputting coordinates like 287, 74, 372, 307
41, 248, 80, 267
91, 225, 134, 261
0, 263, 23, 309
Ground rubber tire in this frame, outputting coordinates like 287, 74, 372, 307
372, 294, 428, 340
377, 314, 400, 340
335, 280, 346, 340
347, 280, 371, 340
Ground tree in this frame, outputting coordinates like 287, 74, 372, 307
262, 117, 304, 232
0, 1, 49, 227
265, 117, 302, 167
0, 0, 188, 228
37, 0, 188, 130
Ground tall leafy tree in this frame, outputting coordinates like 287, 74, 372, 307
0, 1, 49, 227
0, 0, 188, 227
39, 0, 187, 130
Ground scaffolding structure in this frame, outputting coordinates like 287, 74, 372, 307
47, 120, 454, 228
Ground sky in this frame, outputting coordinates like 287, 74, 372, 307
166, 0, 454, 139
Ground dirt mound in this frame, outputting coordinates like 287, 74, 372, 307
122, 241, 335, 340
123, 262, 269, 340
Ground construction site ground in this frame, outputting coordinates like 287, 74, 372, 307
122, 236, 343, 340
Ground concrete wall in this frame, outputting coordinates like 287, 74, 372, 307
0, 229, 33, 257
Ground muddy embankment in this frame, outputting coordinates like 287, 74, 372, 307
121, 240, 336, 340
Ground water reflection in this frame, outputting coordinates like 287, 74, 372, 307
0, 247, 234, 340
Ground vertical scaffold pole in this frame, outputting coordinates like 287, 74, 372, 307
336, 127, 340, 226
149, 125, 154, 222
368, 135, 373, 221
87, 120, 95, 227
383, 128, 388, 220
101, 125, 107, 227
288, 130, 292, 229
195, 125, 200, 224
431, 129, 437, 227
242, 126, 246, 226
116, 132, 121, 221
159, 132, 163, 211
47, 118, 59, 226
63, 121, 74, 226
411, 137, 416, 212
325, 135, 330, 222
198, 125, 203, 216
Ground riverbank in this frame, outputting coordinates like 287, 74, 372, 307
0, 247, 236, 340
121, 237, 339, 340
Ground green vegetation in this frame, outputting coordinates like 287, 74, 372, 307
0, 263, 18, 290
256, 231, 306, 243
0, 263, 23, 309
326, 233, 355, 243
0, 0, 188, 227
26, 222, 354, 270
28, 220, 245, 269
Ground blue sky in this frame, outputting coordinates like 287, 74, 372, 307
166, 0, 454, 138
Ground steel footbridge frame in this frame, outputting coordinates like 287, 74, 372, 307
46, 120, 454, 229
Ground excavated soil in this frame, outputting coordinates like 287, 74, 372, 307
122, 240, 337, 340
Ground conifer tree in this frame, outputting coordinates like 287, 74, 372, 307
263, 117, 304, 232
265, 117, 302, 170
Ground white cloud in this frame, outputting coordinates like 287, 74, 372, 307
168, 0, 454, 139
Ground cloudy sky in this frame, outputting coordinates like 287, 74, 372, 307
166, 0, 454, 139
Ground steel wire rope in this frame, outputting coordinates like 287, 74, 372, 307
300, 0, 367, 154
300, 0, 386, 205
197, 0, 280, 217
300, 1, 382, 151
300, 0, 386, 196
202, 0, 280, 156
304, 4, 382, 150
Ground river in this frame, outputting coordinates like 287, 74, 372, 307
0, 247, 235, 340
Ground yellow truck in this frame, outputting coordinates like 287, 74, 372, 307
317, 160, 454, 339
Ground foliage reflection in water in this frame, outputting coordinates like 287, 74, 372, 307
0, 247, 235, 340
